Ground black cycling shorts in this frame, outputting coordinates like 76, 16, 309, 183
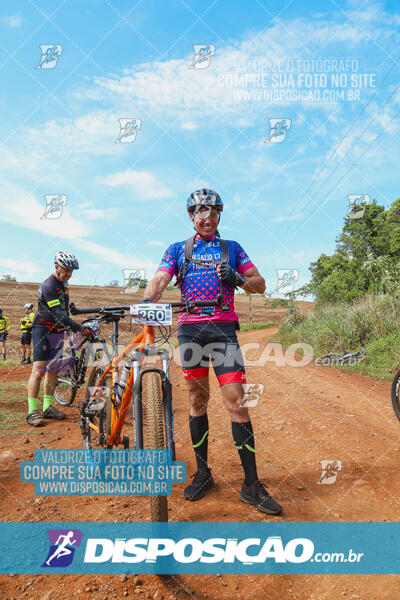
32, 326, 65, 369
177, 321, 246, 385
21, 331, 32, 345
0, 332, 7, 342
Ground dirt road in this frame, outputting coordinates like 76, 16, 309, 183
0, 327, 399, 599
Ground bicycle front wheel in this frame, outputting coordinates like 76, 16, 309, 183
142, 372, 168, 522
54, 367, 78, 406
391, 368, 400, 423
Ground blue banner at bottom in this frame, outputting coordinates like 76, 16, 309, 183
0, 522, 399, 574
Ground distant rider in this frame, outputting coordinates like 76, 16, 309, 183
20, 303, 35, 364
26, 252, 91, 427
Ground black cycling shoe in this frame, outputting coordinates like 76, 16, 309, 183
21, 357, 26, 364
42, 406, 65, 420
26, 357, 31, 365
239, 480, 282, 515
26, 410, 44, 427
184, 467, 214, 501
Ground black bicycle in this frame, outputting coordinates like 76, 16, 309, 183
315, 346, 366, 367
53, 317, 112, 407
391, 368, 400, 423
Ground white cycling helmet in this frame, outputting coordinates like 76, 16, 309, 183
54, 251, 79, 270
24, 303, 34, 310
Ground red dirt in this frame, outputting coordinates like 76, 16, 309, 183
1, 326, 400, 598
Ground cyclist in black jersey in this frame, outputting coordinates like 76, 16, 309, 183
27, 252, 92, 427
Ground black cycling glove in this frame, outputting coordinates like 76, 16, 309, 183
219, 264, 244, 288
140, 297, 152, 303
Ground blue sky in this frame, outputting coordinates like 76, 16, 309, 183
1, 0, 400, 295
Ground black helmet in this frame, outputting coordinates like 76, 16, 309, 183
187, 189, 223, 214
54, 251, 79, 270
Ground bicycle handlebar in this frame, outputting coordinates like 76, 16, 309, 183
70, 302, 129, 315
69, 299, 222, 316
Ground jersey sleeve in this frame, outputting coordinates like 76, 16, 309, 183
233, 242, 255, 275
157, 243, 178, 277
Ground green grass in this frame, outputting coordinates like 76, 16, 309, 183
0, 359, 21, 368
0, 379, 46, 433
241, 321, 275, 331
0, 380, 27, 432
271, 293, 400, 380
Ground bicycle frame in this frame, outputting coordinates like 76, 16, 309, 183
59, 332, 111, 383
87, 325, 171, 450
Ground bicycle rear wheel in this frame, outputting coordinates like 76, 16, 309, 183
82, 367, 112, 449
142, 372, 168, 522
391, 368, 400, 423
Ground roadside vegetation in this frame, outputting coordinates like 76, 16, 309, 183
241, 321, 275, 331
274, 198, 400, 379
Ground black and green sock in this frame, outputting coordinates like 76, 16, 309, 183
189, 414, 209, 471
232, 420, 258, 486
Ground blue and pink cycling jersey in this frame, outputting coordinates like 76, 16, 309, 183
157, 234, 254, 325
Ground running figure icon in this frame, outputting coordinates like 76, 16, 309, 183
45, 531, 77, 566
42, 528, 82, 568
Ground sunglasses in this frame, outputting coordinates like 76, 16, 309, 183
194, 208, 221, 220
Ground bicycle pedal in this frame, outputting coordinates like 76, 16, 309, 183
122, 436, 129, 449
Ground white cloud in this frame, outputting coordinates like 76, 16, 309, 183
147, 240, 164, 246
25, 112, 123, 159
100, 170, 173, 200
76, 202, 118, 221
0, 179, 158, 274
0, 179, 89, 239
4, 15, 22, 28
74, 238, 156, 270
0, 257, 38, 280
181, 122, 198, 130
82, 14, 392, 122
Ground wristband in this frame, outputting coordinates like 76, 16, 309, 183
235, 273, 245, 287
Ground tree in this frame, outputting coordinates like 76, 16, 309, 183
295, 198, 400, 305
1, 274, 17, 282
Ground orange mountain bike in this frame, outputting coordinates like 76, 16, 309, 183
70, 298, 224, 521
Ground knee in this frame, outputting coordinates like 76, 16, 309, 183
189, 389, 208, 414
31, 364, 45, 378
224, 392, 248, 421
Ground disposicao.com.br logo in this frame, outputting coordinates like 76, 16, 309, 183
82, 536, 362, 565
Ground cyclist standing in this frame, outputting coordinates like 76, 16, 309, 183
20, 303, 35, 364
0, 308, 10, 361
142, 189, 282, 515
27, 252, 91, 427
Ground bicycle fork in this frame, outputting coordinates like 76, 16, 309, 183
131, 348, 176, 461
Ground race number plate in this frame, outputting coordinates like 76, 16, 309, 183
130, 303, 172, 326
